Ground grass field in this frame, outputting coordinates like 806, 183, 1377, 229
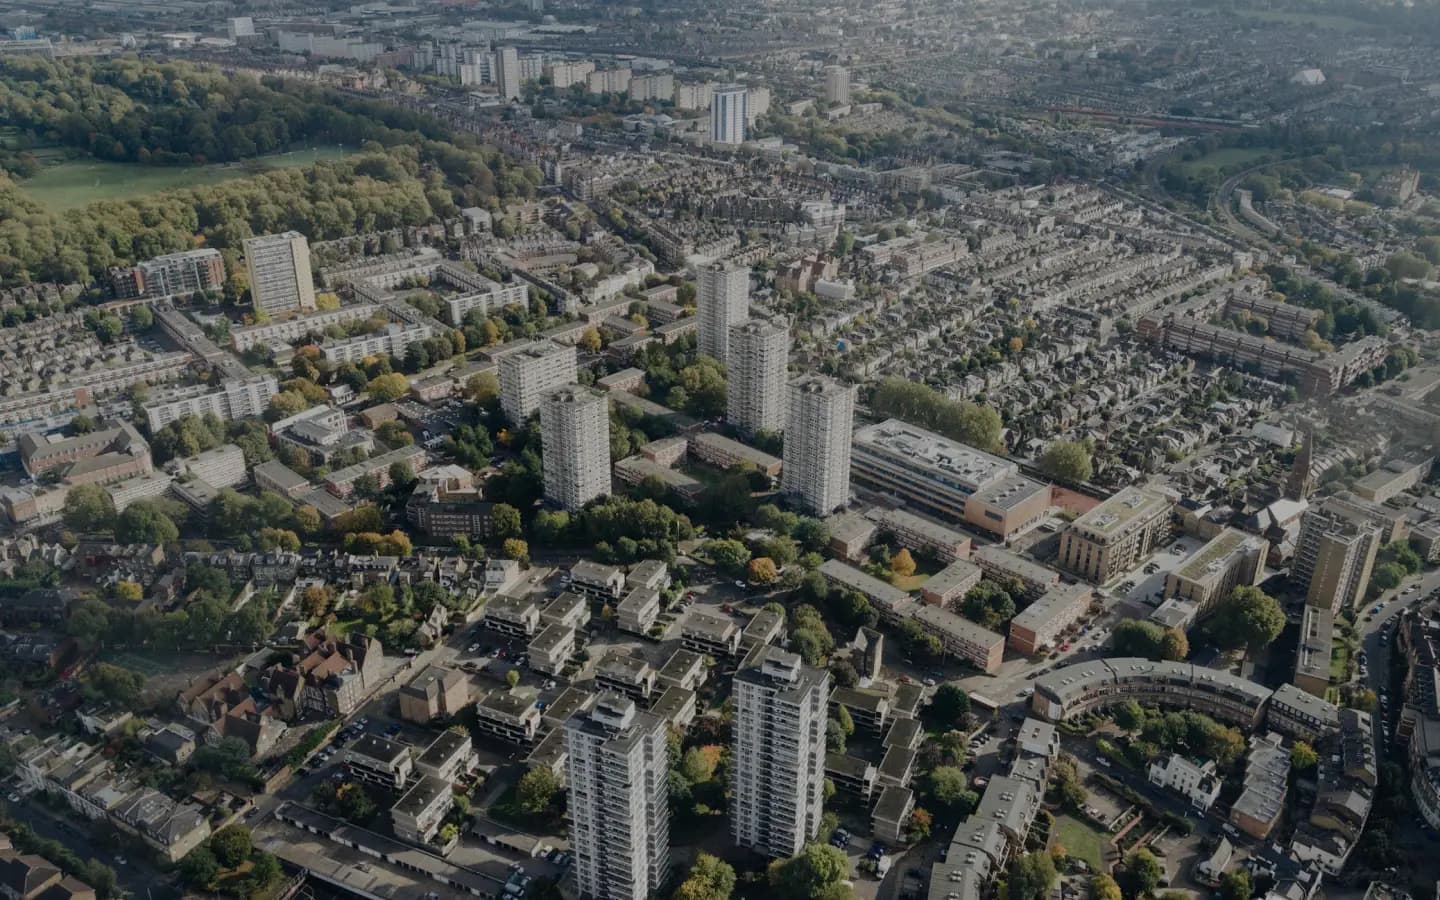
102, 651, 175, 677
1053, 814, 1109, 871
19, 145, 356, 211
1238, 9, 1377, 31
1178, 147, 1273, 176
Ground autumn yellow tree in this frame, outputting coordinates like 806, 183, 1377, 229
748, 557, 779, 584
891, 548, 917, 577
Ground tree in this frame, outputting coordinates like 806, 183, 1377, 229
506, 669, 521, 690
1348, 688, 1378, 712
1206, 586, 1284, 654
1290, 741, 1318, 771
63, 484, 115, 533
768, 842, 851, 899
680, 745, 721, 783
1113, 700, 1146, 732
258, 527, 300, 552
67, 599, 112, 648
366, 372, 410, 401
517, 767, 561, 815
673, 852, 735, 900
703, 539, 751, 575
1038, 439, 1093, 483
924, 766, 973, 818
247, 852, 281, 891
835, 705, 855, 737
113, 580, 144, 602
466, 371, 500, 404
492, 503, 523, 539
84, 663, 145, 706
1370, 562, 1406, 592
209, 824, 253, 868
748, 556, 779, 584
891, 548, 916, 577
929, 684, 971, 726
1158, 628, 1189, 662
579, 327, 603, 353
1121, 849, 1163, 899
1219, 871, 1252, 900
179, 847, 220, 888
115, 500, 179, 544
502, 538, 530, 563
907, 806, 933, 840
1008, 851, 1058, 900
1092, 874, 1124, 900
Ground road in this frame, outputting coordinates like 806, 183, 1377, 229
3, 793, 184, 900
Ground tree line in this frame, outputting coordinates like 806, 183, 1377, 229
0, 56, 543, 286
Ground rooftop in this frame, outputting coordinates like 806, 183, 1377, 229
1070, 486, 1171, 536
853, 419, 1017, 494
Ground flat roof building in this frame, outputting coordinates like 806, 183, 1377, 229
1057, 487, 1173, 584
1008, 583, 1093, 656
732, 647, 829, 858
564, 694, 671, 900
1164, 528, 1266, 612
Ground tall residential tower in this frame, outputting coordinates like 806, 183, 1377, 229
565, 694, 670, 900
698, 263, 750, 363
727, 317, 789, 438
710, 85, 748, 145
731, 646, 830, 858
499, 341, 579, 424
781, 375, 855, 516
244, 232, 315, 316
540, 385, 611, 511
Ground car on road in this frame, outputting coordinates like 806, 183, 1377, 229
923, 678, 937, 687
734, 580, 747, 589
5, 794, 17, 803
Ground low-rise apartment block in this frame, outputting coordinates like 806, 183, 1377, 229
1164, 528, 1266, 611
616, 586, 661, 635
971, 545, 1061, 601
1294, 605, 1334, 698
1008, 583, 1093, 655
391, 774, 453, 845
528, 623, 576, 676
1057, 486, 1173, 584
869, 507, 972, 563
680, 609, 742, 658
474, 691, 542, 746
399, 666, 472, 724
595, 653, 658, 704
346, 734, 415, 789
483, 594, 543, 638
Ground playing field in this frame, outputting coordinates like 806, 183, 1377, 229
19, 145, 356, 212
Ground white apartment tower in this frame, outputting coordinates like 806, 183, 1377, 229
823, 65, 850, 105
697, 263, 750, 363
781, 375, 855, 516
710, 84, 748, 145
565, 693, 670, 900
499, 340, 578, 424
540, 385, 611, 510
731, 646, 830, 858
496, 45, 521, 101
244, 232, 315, 316
727, 317, 789, 438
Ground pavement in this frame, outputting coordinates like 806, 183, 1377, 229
2, 792, 183, 900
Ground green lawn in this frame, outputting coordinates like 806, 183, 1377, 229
1178, 147, 1273, 176
1053, 814, 1108, 871
890, 572, 930, 591
19, 145, 356, 211
1238, 9, 1378, 31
